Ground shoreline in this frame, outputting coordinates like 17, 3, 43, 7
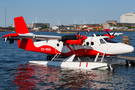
1, 29, 135, 32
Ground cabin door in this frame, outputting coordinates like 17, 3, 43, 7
99, 39, 108, 52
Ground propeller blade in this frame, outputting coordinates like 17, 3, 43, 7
77, 32, 81, 36
85, 30, 89, 36
105, 29, 110, 32
112, 31, 116, 36
106, 31, 111, 36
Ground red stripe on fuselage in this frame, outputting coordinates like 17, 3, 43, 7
61, 49, 115, 57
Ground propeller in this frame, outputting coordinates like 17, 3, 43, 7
77, 32, 81, 36
104, 29, 115, 39
77, 32, 83, 38
106, 31, 111, 36
85, 30, 89, 36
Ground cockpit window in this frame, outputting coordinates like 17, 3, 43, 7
104, 38, 118, 43
100, 39, 106, 44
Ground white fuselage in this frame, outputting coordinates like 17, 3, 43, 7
33, 34, 134, 57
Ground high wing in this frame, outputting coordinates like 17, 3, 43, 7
2, 33, 62, 41
2, 32, 87, 45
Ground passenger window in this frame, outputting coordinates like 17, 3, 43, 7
57, 43, 59, 46
86, 42, 89, 46
100, 39, 106, 44
91, 42, 94, 45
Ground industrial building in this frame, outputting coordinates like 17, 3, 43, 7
120, 13, 135, 23
102, 21, 117, 28
52, 25, 74, 30
33, 23, 50, 28
11, 23, 50, 29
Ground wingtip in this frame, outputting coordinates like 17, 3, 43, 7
2, 33, 19, 38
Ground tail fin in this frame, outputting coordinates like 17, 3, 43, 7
14, 16, 33, 50
14, 16, 29, 34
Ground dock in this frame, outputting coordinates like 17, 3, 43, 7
117, 56, 135, 65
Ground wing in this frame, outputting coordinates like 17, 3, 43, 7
2, 32, 87, 45
2, 33, 62, 41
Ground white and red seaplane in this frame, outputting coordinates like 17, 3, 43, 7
2, 16, 134, 70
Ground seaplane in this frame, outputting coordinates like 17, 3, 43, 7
2, 16, 134, 70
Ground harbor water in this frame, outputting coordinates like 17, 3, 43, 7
0, 31, 135, 90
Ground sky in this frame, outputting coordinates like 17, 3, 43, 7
0, 0, 135, 27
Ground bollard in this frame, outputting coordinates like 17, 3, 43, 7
122, 36, 130, 45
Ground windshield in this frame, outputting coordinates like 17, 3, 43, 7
104, 38, 118, 43
100, 39, 106, 44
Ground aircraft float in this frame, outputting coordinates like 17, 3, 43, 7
2, 16, 134, 70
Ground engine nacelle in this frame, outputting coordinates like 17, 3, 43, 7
104, 34, 114, 39
65, 39, 83, 45
65, 35, 87, 45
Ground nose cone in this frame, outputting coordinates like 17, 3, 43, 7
118, 43, 134, 54
123, 44, 134, 53
108, 43, 134, 55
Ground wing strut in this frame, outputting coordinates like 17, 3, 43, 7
64, 43, 76, 54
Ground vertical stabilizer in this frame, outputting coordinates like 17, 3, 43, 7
14, 16, 29, 34
14, 16, 33, 49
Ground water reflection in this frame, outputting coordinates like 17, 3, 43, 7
10, 63, 115, 89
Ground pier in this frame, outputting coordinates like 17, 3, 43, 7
117, 56, 135, 65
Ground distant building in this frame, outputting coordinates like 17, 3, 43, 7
33, 27, 40, 31
117, 23, 135, 28
75, 24, 103, 31
52, 25, 59, 30
73, 24, 82, 29
11, 24, 15, 28
27, 24, 33, 29
52, 25, 74, 30
102, 20, 117, 28
120, 13, 135, 23
12, 23, 50, 29
33, 23, 50, 28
